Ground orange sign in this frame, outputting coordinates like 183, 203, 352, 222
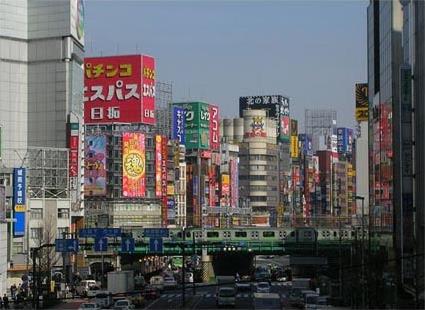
122, 132, 145, 197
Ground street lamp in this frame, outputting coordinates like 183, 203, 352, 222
355, 195, 366, 309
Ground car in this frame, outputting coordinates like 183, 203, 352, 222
86, 286, 101, 298
150, 275, 164, 291
277, 276, 287, 282
163, 276, 178, 289
255, 282, 271, 293
142, 285, 160, 300
76, 280, 97, 297
216, 287, 236, 308
113, 299, 135, 310
78, 303, 100, 310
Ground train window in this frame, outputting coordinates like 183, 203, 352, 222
351, 231, 356, 238
176, 232, 182, 238
333, 231, 337, 237
263, 231, 275, 238
290, 231, 295, 237
322, 231, 326, 236
186, 232, 191, 238
207, 231, 219, 238
235, 231, 247, 238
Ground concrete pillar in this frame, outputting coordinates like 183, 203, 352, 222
116, 255, 121, 271
202, 249, 214, 283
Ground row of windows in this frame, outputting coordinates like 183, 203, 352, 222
30, 208, 69, 219
30, 227, 69, 239
205, 231, 277, 238
239, 175, 277, 181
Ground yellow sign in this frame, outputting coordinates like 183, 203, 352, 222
290, 136, 299, 158
355, 107, 368, 121
15, 205, 26, 212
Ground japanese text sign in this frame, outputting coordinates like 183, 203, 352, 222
122, 132, 145, 197
84, 54, 156, 125
172, 106, 186, 144
209, 105, 220, 150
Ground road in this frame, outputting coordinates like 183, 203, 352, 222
144, 281, 292, 309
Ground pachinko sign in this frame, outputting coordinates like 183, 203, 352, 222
84, 54, 155, 125
84, 135, 107, 196
122, 132, 145, 197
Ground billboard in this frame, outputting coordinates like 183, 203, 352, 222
161, 136, 168, 226
220, 174, 230, 206
167, 199, 176, 222
84, 135, 107, 196
172, 106, 185, 144
355, 83, 368, 121
209, 105, 220, 150
68, 123, 79, 177
84, 54, 156, 125
245, 116, 267, 138
155, 135, 162, 197
122, 132, 145, 197
299, 134, 312, 156
13, 168, 26, 237
239, 95, 289, 118
230, 159, 239, 208
337, 128, 354, 155
290, 119, 298, 136
279, 116, 290, 142
290, 136, 299, 158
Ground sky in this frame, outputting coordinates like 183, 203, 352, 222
85, 0, 368, 130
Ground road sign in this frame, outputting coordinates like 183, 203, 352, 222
94, 237, 108, 252
121, 238, 135, 253
79, 228, 121, 238
144, 228, 169, 238
149, 238, 163, 253
55, 239, 79, 253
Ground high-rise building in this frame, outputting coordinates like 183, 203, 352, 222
305, 109, 337, 154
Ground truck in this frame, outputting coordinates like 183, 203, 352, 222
107, 270, 135, 294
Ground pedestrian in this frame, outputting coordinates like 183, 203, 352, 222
2, 294, 9, 309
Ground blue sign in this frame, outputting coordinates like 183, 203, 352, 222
13, 168, 26, 237
144, 228, 169, 238
55, 239, 79, 253
337, 127, 350, 155
94, 237, 108, 252
121, 238, 135, 253
79, 228, 121, 238
172, 106, 185, 144
149, 238, 163, 253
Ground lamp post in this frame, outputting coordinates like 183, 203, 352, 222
355, 195, 366, 309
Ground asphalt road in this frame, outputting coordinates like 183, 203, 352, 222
144, 281, 292, 310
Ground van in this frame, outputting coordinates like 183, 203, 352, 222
216, 287, 236, 307
76, 280, 97, 297
150, 276, 164, 291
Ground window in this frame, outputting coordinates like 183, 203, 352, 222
235, 231, 247, 238
58, 208, 69, 219
147, 137, 153, 147
263, 231, 275, 238
207, 231, 219, 238
31, 209, 43, 219
31, 228, 43, 239
58, 227, 69, 237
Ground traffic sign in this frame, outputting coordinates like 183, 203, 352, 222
121, 238, 135, 253
55, 239, 79, 253
94, 237, 108, 252
149, 238, 163, 253
144, 228, 169, 238
79, 228, 121, 238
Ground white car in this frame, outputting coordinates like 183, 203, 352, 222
76, 280, 97, 296
256, 282, 271, 293
113, 299, 135, 310
86, 286, 101, 298
78, 303, 100, 310
163, 276, 178, 289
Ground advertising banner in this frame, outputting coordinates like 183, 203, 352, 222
245, 116, 267, 138
122, 132, 145, 197
290, 136, 299, 158
84, 135, 107, 196
161, 136, 168, 226
337, 128, 347, 154
220, 174, 230, 206
13, 168, 26, 237
239, 95, 289, 118
230, 159, 239, 208
69, 122, 79, 177
155, 135, 162, 197
290, 119, 298, 136
279, 116, 290, 142
209, 104, 220, 150
172, 106, 186, 144
167, 199, 176, 222
84, 55, 156, 125
355, 83, 368, 121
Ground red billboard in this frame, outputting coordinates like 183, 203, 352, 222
84, 54, 156, 125
122, 132, 146, 197
155, 135, 162, 197
68, 123, 79, 177
209, 105, 220, 150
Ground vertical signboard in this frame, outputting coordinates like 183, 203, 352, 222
337, 128, 348, 155
122, 132, 145, 197
209, 104, 220, 150
290, 136, 299, 158
155, 135, 162, 197
69, 123, 79, 177
220, 174, 230, 206
167, 199, 176, 222
230, 159, 239, 208
161, 136, 168, 226
172, 106, 186, 144
290, 119, 298, 136
355, 83, 369, 121
279, 116, 290, 143
84, 55, 156, 125
84, 135, 107, 196
209, 165, 216, 208
13, 168, 26, 237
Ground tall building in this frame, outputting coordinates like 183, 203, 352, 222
305, 109, 337, 153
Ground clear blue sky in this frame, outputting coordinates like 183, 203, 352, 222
85, 0, 368, 130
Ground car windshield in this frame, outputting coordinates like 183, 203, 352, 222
219, 288, 236, 297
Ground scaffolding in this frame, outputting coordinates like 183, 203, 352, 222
304, 109, 337, 137
155, 81, 173, 138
